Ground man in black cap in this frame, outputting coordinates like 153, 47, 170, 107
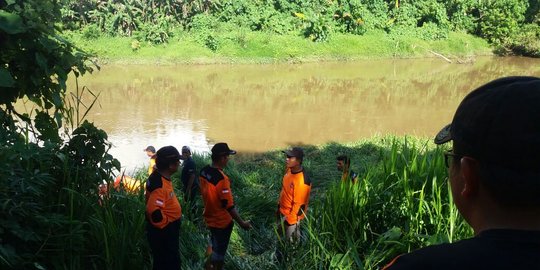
145, 146, 182, 270
383, 76, 540, 269
277, 147, 311, 241
199, 142, 251, 270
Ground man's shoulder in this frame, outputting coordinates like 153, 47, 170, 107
384, 233, 540, 270
183, 158, 196, 171
185, 158, 196, 167
300, 169, 311, 186
199, 165, 225, 185
146, 171, 163, 192
384, 239, 481, 269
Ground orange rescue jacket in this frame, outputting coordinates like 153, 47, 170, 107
278, 168, 312, 225
199, 166, 235, 228
145, 171, 182, 229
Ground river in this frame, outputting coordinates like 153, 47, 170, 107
71, 56, 540, 172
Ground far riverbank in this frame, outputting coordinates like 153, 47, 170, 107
67, 31, 493, 65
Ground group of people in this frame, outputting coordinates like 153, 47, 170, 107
144, 142, 325, 269
143, 76, 540, 270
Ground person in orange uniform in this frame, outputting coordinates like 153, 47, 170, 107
200, 142, 252, 270
144, 145, 157, 175
277, 147, 312, 241
145, 146, 182, 270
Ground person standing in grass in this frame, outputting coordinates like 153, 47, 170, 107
383, 76, 540, 269
180, 145, 198, 208
145, 146, 182, 270
336, 155, 358, 183
200, 142, 252, 270
277, 147, 312, 241
144, 145, 157, 175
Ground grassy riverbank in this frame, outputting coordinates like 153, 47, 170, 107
102, 136, 472, 269
67, 30, 491, 64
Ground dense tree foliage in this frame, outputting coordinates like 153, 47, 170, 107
59, 0, 539, 56
1, 1, 123, 269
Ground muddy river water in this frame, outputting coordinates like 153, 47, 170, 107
70, 57, 540, 171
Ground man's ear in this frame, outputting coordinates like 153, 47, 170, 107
460, 157, 481, 198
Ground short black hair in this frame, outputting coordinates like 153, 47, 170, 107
336, 155, 349, 162
480, 165, 540, 209
454, 142, 540, 209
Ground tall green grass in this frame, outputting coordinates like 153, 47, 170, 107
163, 137, 472, 269
33, 136, 472, 269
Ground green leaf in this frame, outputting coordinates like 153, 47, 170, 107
0, 67, 15, 87
35, 52, 48, 72
0, 10, 26, 34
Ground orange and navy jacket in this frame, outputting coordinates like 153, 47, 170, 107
278, 168, 312, 225
199, 165, 234, 229
148, 155, 156, 175
145, 171, 182, 229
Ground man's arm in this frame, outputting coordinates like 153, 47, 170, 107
186, 173, 195, 198
229, 207, 252, 230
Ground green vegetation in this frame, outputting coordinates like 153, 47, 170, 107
65, 30, 491, 64
22, 136, 466, 269
0, 0, 122, 268
167, 137, 472, 269
58, 0, 539, 61
1, 0, 525, 269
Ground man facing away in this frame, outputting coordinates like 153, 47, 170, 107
144, 145, 157, 176
336, 155, 358, 183
199, 142, 251, 270
277, 147, 312, 241
145, 146, 182, 270
383, 76, 540, 269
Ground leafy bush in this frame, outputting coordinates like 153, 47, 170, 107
55, 0, 538, 56
81, 24, 101, 39
476, 0, 528, 43
189, 13, 220, 32
204, 33, 220, 51
0, 1, 124, 269
506, 23, 540, 57
302, 13, 333, 42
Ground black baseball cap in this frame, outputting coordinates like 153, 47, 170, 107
144, 145, 156, 153
156, 146, 181, 162
434, 76, 540, 171
282, 147, 304, 159
211, 143, 236, 156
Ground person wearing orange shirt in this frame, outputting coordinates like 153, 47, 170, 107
200, 142, 251, 270
144, 145, 157, 175
277, 147, 312, 242
145, 146, 182, 270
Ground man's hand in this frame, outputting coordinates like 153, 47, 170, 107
240, 220, 252, 230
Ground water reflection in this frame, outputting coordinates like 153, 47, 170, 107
72, 57, 540, 171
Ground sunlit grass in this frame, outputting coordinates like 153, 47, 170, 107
64, 30, 491, 65
79, 136, 473, 269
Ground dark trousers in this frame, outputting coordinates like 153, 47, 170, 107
147, 219, 181, 270
209, 222, 234, 262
